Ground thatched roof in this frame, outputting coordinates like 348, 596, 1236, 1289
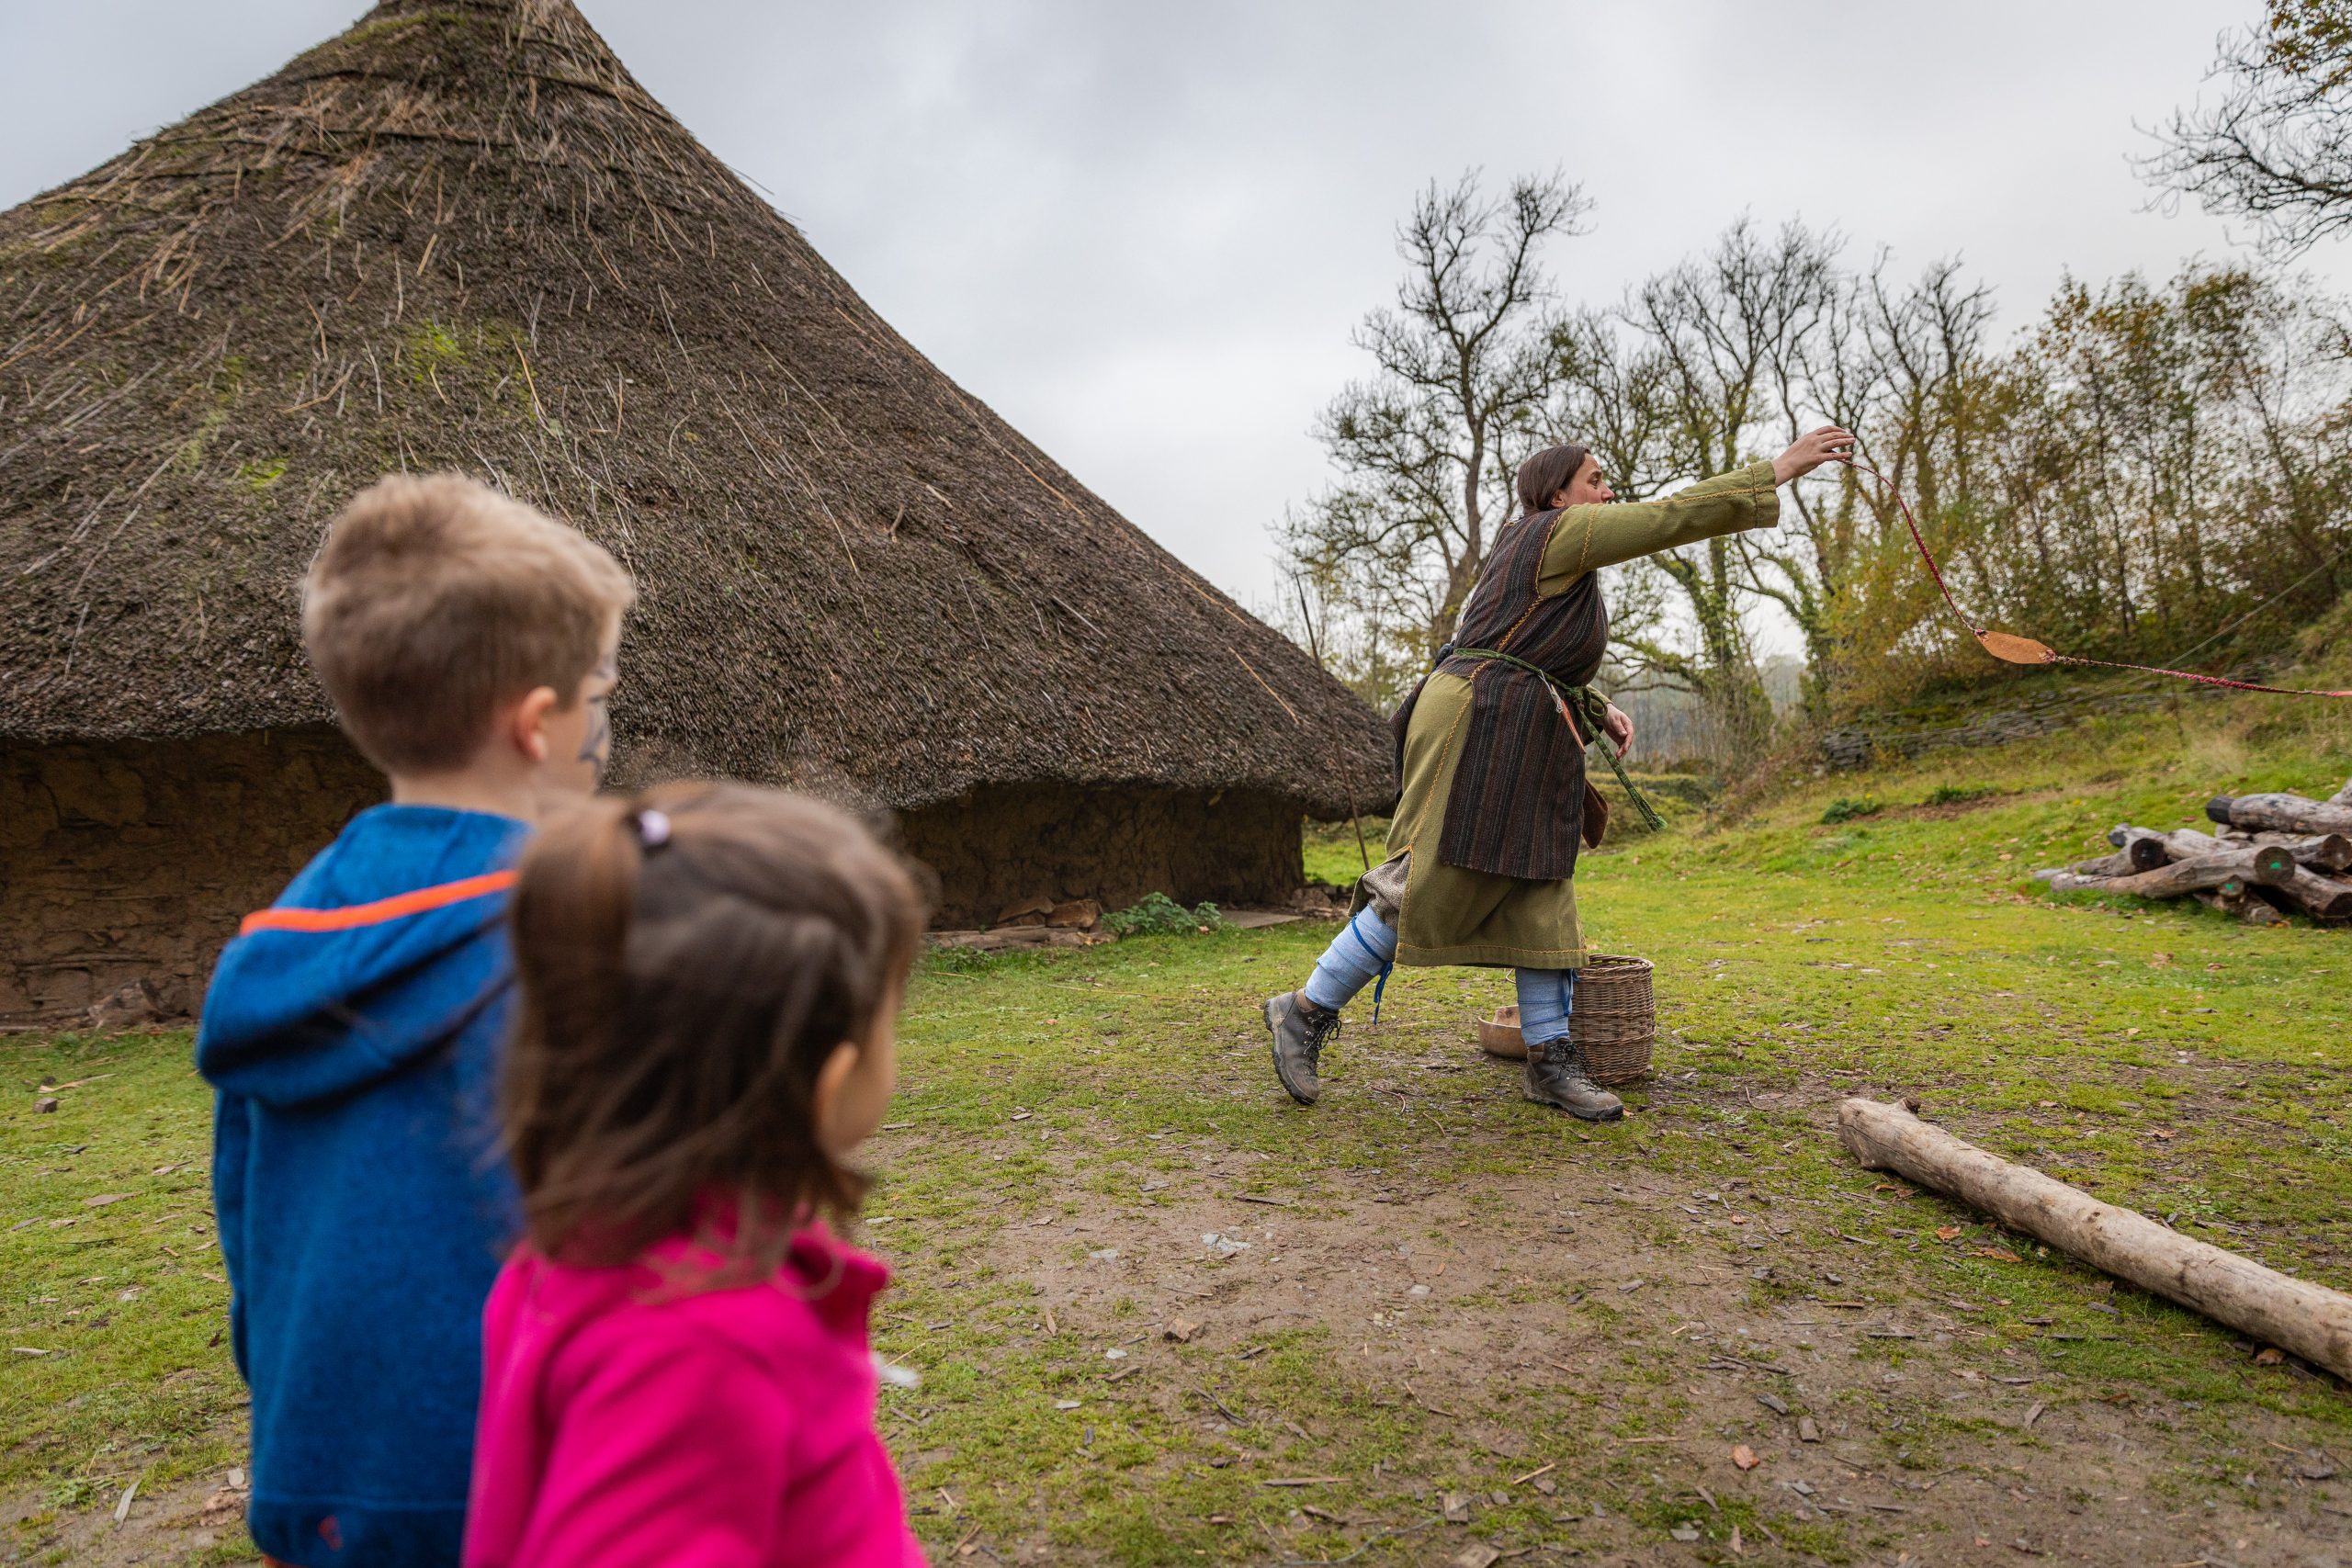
0, 0, 1388, 817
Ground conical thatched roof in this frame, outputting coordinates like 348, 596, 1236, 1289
0, 0, 1388, 817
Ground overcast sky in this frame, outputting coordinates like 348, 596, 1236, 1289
2, 2, 2331, 642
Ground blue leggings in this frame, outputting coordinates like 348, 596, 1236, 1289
1303, 908, 1575, 1044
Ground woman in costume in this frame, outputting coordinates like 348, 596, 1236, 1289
1263, 425, 1854, 1121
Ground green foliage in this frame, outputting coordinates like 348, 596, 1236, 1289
1820, 795, 1883, 823
1923, 784, 1992, 806
1102, 892, 1227, 937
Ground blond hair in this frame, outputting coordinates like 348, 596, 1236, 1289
302, 473, 635, 774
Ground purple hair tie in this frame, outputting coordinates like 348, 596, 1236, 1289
631, 808, 673, 849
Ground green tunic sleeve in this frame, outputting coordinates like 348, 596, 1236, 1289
1536, 459, 1781, 593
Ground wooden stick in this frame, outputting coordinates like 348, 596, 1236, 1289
2208, 793, 2352, 837
1838, 1099, 2352, 1380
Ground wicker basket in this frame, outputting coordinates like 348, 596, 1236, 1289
1473, 953, 1656, 1086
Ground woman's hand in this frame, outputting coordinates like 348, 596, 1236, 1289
1602, 702, 1634, 754
1771, 425, 1857, 485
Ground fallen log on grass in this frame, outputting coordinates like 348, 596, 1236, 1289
2117, 822, 2352, 871
2215, 829, 2352, 872
1838, 1099, 2352, 1382
2194, 886, 2290, 926
2066, 848, 2143, 878
2107, 827, 2191, 879
2207, 791, 2352, 838
2263, 863, 2352, 921
2035, 843, 2294, 900
2148, 827, 2224, 862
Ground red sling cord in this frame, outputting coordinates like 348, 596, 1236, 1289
1838, 455, 2352, 698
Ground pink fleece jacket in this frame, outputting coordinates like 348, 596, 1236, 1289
462, 1225, 923, 1568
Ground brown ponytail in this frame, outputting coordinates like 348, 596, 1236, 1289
1515, 443, 1591, 516
502, 780, 926, 1276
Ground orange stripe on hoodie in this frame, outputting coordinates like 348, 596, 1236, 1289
239, 870, 518, 936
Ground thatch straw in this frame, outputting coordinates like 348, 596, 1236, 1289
0, 0, 1389, 817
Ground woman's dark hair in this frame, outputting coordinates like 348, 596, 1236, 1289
502, 780, 926, 1274
1515, 443, 1592, 516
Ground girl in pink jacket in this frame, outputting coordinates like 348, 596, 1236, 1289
464, 782, 927, 1568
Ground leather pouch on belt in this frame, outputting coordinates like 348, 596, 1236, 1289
1580, 780, 1611, 850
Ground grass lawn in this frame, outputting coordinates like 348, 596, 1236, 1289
7, 679, 2352, 1564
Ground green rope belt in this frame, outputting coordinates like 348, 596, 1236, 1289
1445, 647, 1666, 831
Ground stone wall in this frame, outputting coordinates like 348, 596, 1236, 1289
897, 784, 1304, 929
0, 741, 1305, 1022
0, 728, 381, 1022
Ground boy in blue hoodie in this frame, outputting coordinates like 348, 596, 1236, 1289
197, 474, 634, 1568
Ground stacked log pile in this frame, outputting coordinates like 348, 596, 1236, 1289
2034, 776, 2352, 927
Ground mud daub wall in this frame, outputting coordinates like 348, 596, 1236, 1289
0, 750, 1300, 1020
899, 784, 1304, 929
0, 728, 380, 1021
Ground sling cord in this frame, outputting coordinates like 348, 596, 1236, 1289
1838, 455, 2352, 698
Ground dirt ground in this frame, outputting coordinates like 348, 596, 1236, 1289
934, 1032, 2352, 1567
13, 1063, 2351, 1568
5, 1467, 248, 1566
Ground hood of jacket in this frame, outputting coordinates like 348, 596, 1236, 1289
195, 804, 532, 1109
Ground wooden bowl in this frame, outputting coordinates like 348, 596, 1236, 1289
1476, 1005, 1528, 1060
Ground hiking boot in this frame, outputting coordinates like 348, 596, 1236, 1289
1522, 1039, 1623, 1122
1264, 991, 1342, 1105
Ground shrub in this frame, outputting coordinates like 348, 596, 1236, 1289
1923, 784, 1992, 806
1820, 796, 1883, 824
1103, 893, 1227, 937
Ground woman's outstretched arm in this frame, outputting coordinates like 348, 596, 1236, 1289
1536, 425, 1853, 592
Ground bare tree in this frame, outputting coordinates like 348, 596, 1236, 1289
1785, 257, 1997, 705
1279, 170, 1592, 671
2144, 3, 2352, 257
1562, 219, 1841, 750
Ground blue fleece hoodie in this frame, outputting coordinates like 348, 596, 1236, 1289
198, 805, 532, 1568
